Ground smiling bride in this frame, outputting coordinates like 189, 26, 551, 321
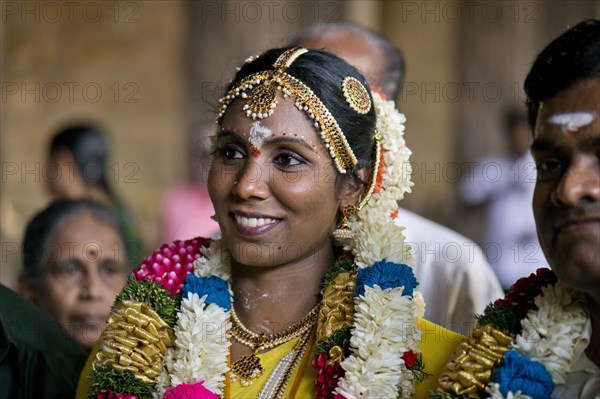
77, 47, 463, 399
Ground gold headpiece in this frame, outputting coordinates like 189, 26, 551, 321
217, 47, 358, 174
342, 77, 371, 114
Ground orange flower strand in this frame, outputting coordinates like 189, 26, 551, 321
373, 149, 387, 194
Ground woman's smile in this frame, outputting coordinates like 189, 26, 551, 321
232, 211, 282, 236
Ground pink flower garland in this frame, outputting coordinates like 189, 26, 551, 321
163, 381, 218, 399
313, 353, 343, 399
134, 238, 210, 296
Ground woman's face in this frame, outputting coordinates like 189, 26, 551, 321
209, 94, 354, 268
35, 211, 128, 349
46, 148, 87, 199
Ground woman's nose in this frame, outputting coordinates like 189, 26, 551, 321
232, 160, 270, 200
78, 269, 103, 300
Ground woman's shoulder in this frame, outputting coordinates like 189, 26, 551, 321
415, 318, 465, 398
417, 318, 464, 346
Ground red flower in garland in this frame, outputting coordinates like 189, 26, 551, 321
401, 350, 418, 369
134, 237, 210, 296
313, 353, 344, 399
337, 251, 354, 262
494, 268, 557, 318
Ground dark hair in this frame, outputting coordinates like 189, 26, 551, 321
292, 22, 405, 100
50, 124, 113, 199
222, 48, 377, 182
502, 106, 528, 132
22, 199, 131, 284
524, 19, 600, 130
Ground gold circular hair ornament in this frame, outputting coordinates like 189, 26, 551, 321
342, 77, 372, 114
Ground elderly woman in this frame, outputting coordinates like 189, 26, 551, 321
78, 48, 462, 399
20, 199, 130, 351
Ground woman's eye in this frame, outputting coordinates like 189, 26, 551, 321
536, 159, 564, 180
56, 261, 81, 277
102, 261, 125, 276
273, 153, 303, 168
219, 146, 244, 160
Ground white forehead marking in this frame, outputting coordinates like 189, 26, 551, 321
547, 112, 596, 133
249, 121, 273, 149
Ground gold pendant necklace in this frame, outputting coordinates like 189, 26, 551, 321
229, 303, 320, 386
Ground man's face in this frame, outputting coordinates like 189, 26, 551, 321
295, 30, 390, 98
531, 78, 600, 296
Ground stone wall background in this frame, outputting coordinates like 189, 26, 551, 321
2, 0, 598, 288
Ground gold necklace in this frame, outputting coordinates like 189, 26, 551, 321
229, 303, 320, 386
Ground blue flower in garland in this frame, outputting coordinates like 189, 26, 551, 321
354, 260, 418, 298
183, 274, 231, 311
492, 349, 554, 399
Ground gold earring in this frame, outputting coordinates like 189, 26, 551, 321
332, 204, 356, 245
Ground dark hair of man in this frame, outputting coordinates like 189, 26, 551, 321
22, 199, 131, 285
524, 19, 600, 130
502, 106, 528, 132
221, 48, 377, 186
292, 22, 405, 100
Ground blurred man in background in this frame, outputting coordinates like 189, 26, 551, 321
293, 22, 503, 333
460, 107, 547, 289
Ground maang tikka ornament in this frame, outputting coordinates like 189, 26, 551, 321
217, 47, 358, 174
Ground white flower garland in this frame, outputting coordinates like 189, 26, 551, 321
155, 240, 233, 397
336, 92, 421, 399
156, 292, 231, 397
349, 93, 413, 269
512, 282, 588, 384
485, 281, 589, 398
486, 383, 532, 399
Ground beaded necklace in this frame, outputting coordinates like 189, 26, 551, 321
229, 303, 320, 386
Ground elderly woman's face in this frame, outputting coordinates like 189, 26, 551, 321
208, 94, 345, 268
37, 211, 128, 349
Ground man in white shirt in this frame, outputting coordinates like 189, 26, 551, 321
293, 22, 503, 334
460, 108, 549, 289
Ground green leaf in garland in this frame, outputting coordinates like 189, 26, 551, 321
316, 326, 352, 354
115, 275, 180, 327
321, 256, 355, 290
476, 304, 522, 336
89, 365, 154, 399
407, 353, 432, 383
